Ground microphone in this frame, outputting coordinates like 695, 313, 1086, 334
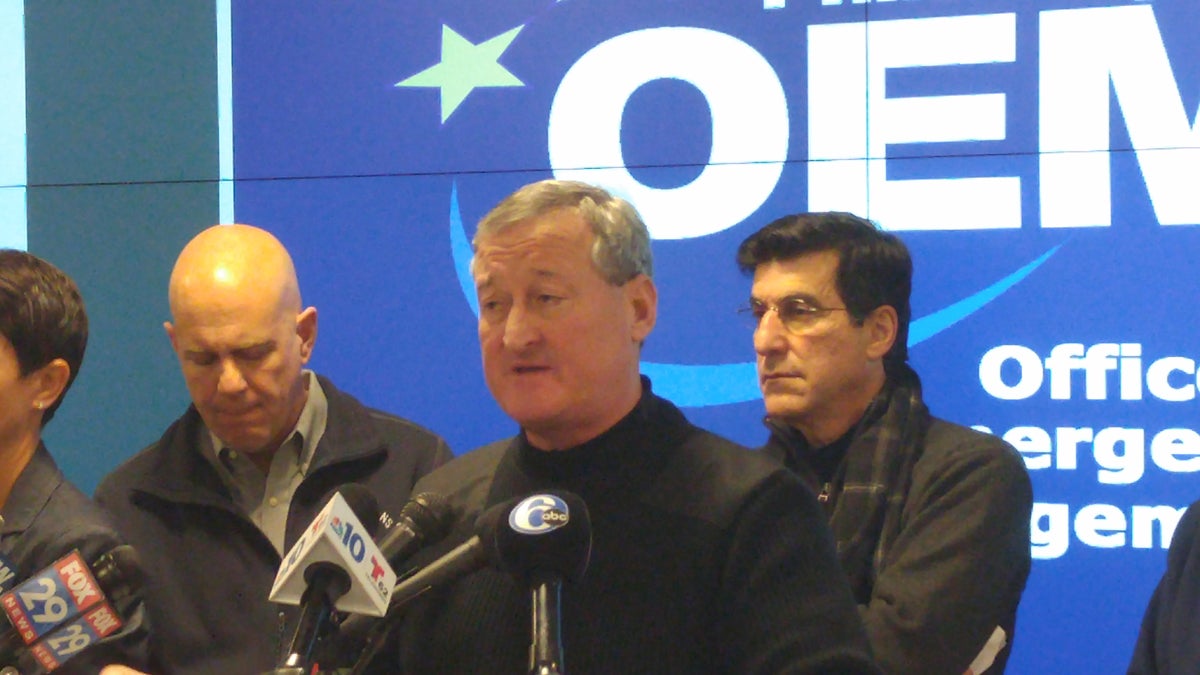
0, 546, 145, 673
0, 553, 18, 593
344, 491, 591, 675
376, 492, 456, 571
268, 485, 397, 674
0, 546, 144, 662
493, 491, 591, 675
341, 497, 517, 674
313, 492, 456, 666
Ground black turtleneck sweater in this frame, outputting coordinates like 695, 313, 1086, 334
390, 384, 879, 674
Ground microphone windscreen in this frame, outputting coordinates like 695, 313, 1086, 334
401, 492, 456, 542
92, 544, 146, 604
338, 484, 383, 538
492, 490, 591, 585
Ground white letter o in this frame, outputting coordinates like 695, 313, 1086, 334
549, 27, 788, 240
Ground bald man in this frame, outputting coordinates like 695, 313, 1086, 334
95, 225, 451, 675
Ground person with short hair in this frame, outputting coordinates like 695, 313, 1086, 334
0, 249, 149, 673
95, 225, 451, 675
736, 212, 1033, 674
386, 181, 879, 674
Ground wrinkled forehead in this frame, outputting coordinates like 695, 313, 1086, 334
472, 217, 595, 285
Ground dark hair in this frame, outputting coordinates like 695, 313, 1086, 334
0, 250, 89, 425
736, 212, 912, 375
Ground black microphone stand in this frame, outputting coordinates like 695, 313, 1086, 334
529, 571, 565, 675
264, 562, 350, 675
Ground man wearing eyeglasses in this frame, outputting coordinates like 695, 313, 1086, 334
736, 212, 1033, 675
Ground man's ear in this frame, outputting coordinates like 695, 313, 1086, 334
164, 321, 178, 352
30, 358, 71, 412
864, 305, 898, 361
626, 274, 658, 344
297, 307, 318, 362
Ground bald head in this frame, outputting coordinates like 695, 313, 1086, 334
169, 224, 301, 323
165, 224, 318, 464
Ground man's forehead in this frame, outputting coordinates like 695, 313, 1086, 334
474, 265, 572, 293
473, 230, 592, 284
173, 300, 290, 342
751, 252, 841, 297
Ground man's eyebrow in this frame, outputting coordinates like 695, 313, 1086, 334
750, 292, 821, 305
476, 268, 565, 289
182, 340, 275, 358
233, 340, 275, 355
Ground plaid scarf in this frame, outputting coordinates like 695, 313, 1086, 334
766, 365, 930, 602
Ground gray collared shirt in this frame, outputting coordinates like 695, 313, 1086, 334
200, 370, 329, 555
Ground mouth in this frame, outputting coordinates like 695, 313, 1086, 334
215, 405, 259, 420
512, 365, 551, 375
760, 372, 800, 384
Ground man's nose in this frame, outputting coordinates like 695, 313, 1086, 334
753, 308, 789, 355
501, 303, 541, 351
217, 358, 248, 394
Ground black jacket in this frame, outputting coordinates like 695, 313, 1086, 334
1, 444, 149, 673
765, 415, 1032, 675
394, 389, 879, 674
1128, 498, 1200, 675
94, 375, 451, 675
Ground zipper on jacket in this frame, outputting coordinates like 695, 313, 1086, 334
818, 482, 832, 503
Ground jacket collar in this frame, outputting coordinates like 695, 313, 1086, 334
128, 374, 387, 509
0, 444, 62, 535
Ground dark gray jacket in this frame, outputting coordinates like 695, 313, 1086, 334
393, 388, 880, 674
766, 413, 1033, 675
1, 444, 149, 673
1128, 498, 1200, 675
95, 375, 450, 675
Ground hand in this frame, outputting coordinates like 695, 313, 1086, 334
100, 666, 152, 675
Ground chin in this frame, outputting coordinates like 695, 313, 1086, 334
508, 410, 559, 431
219, 431, 269, 453
764, 398, 807, 422
504, 404, 566, 432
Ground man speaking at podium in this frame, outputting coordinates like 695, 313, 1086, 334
382, 180, 878, 674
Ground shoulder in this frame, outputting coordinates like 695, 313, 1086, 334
900, 417, 1033, 529
673, 426, 786, 487
1164, 498, 1200, 564
413, 438, 510, 504
320, 374, 450, 458
363, 406, 447, 448
95, 432, 178, 506
20, 475, 127, 572
654, 426, 813, 528
917, 417, 1031, 486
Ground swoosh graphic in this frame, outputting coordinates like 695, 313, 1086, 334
449, 181, 1060, 407
450, 182, 479, 316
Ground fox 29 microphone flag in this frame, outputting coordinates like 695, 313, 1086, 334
269, 491, 397, 617
0, 550, 111, 649
19, 601, 125, 673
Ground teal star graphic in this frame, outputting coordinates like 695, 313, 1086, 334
397, 25, 525, 123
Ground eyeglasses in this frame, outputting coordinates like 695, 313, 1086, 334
738, 297, 849, 334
